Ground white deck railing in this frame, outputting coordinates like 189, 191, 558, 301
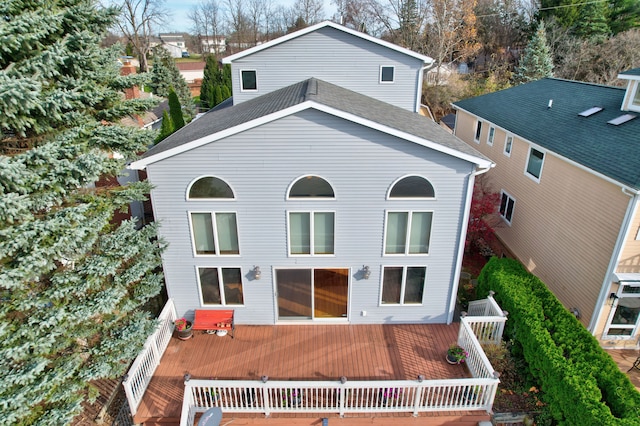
466, 292, 507, 345
180, 376, 500, 426
122, 299, 177, 416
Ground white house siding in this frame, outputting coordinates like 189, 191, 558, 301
147, 109, 474, 324
229, 27, 423, 111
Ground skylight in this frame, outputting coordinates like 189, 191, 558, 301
578, 107, 603, 117
607, 114, 637, 126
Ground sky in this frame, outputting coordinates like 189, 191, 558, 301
160, 0, 337, 33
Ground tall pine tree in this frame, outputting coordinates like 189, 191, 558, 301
0, 1, 164, 424
150, 47, 195, 121
514, 21, 554, 84
168, 87, 185, 130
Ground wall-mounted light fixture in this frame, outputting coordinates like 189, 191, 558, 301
253, 266, 261, 280
363, 265, 371, 280
570, 307, 580, 319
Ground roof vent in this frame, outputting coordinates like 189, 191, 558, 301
547, 99, 553, 109
578, 106, 603, 117
607, 114, 637, 126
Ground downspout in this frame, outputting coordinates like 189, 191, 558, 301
415, 60, 437, 113
589, 186, 640, 334
447, 164, 494, 324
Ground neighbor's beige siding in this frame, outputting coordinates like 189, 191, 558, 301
454, 111, 630, 327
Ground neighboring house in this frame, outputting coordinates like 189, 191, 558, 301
452, 71, 640, 348
129, 21, 492, 326
200, 35, 226, 54
158, 33, 188, 58
176, 62, 206, 97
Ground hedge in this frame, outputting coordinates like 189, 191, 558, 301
476, 257, 640, 425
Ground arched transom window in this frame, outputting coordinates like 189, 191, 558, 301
288, 175, 335, 198
389, 175, 435, 198
188, 176, 234, 199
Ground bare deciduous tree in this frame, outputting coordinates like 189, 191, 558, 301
188, 0, 223, 55
292, 0, 325, 25
116, 0, 169, 72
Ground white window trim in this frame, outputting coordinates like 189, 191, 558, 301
487, 126, 495, 146
503, 134, 513, 157
386, 174, 436, 200
499, 191, 515, 225
287, 210, 336, 257
240, 69, 258, 92
629, 82, 640, 113
379, 265, 427, 306
196, 266, 245, 307
188, 210, 241, 257
524, 146, 545, 183
185, 175, 236, 201
474, 120, 482, 143
286, 175, 336, 200
602, 282, 640, 340
379, 65, 395, 84
383, 210, 434, 256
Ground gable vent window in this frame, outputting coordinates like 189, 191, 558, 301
608, 114, 637, 126
380, 66, 395, 83
241, 70, 257, 91
578, 107, 603, 117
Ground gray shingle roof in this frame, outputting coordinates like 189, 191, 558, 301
453, 78, 640, 190
141, 78, 488, 164
620, 68, 640, 77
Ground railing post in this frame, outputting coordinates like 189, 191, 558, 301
260, 377, 270, 417
413, 376, 424, 416
339, 378, 346, 417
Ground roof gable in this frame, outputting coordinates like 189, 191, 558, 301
222, 21, 433, 65
453, 78, 640, 190
130, 79, 489, 170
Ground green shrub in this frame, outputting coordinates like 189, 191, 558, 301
477, 257, 640, 425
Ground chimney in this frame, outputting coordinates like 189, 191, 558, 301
121, 58, 141, 100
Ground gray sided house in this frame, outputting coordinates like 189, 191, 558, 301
130, 22, 492, 326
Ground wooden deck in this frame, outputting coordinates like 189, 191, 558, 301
606, 348, 640, 391
134, 323, 488, 424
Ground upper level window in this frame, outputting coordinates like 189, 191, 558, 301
385, 211, 433, 255
190, 212, 240, 255
241, 70, 257, 91
526, 147, 545, 181
499, 191, 515, 225
380, 66, 395, 83
188, 176, 234, 199
474, 121, 482, 142
388, 176, 435, 199
288, 176, 335, 198
504, 135, 513, 156
289, 211, 335, 255
487, 127, 495, 146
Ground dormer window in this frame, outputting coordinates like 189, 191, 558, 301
632, 85, 640, 109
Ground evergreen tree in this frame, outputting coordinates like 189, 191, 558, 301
213, 85, 223, 107
168, 87, 185, 130
150, 47, 195, 121
0, 1, 164, 424
574, 1, 610, 40
156, 110, 174, 143
199, 55, 221, 110
514, 22, 554, 84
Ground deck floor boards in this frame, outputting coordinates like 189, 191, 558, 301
134, 323, 474, 423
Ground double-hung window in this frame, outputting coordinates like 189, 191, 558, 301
504, 135, 513, 156
474, 121, 482, 143
525, 147, 545, 181
289, 211, 335, 255
190, 212, 240, 255
384, 211, 433, 255
198, 267, 244, 305
381, 266, 426, 304
499, 191, 515, 225
487, 126, 495, 146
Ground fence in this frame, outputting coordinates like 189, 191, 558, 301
180, 377, 500, 426
122, 299, 177, 416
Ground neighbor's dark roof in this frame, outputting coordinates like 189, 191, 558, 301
453, 78, 640, 189
619, 68, 640, 77
141, 78, 489, 163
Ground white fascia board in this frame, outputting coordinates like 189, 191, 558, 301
617, 72, 640, 82
222, 21, 433, 64
130, 101, 492, 170
452, 105, 640, 194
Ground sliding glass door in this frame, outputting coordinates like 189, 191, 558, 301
276, 268, 348, 320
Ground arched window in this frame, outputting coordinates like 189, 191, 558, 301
288, 176, 335, 198
389, 176, 435, 198
188, 176, 234, 199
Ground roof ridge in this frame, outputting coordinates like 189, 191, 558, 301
304, 78, 318, 100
